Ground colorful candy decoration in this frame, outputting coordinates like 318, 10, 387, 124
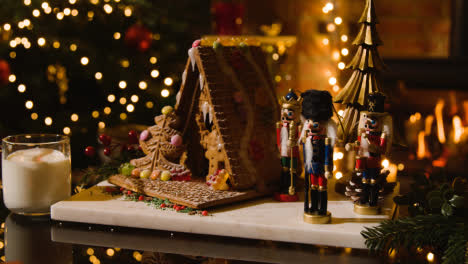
140, 169, 151, 179
192, 39, 201, 48
170, 134, 183, 146
150, 170, 160, 180
139, 130, 149, 141
161, 105, 173, 115
160, 170, 171, 181
120, 163, 135, 176
206, 169, 230, 191
131, 168, 141, 178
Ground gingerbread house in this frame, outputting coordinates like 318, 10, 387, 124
108, 42, 281, 209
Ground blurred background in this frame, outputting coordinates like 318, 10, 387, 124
0, 0, 466, 174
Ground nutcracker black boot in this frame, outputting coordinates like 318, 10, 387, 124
281, 167, 289, 193
318, 190, 327, 215
310, 188, 318, 213
369, 184, 379, 207
359, 182, 370, 205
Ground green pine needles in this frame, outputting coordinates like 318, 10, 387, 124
361, 215, 466, 264
361, 170, 467, 263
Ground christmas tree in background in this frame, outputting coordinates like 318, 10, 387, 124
0, 0, 210, 167
334, 0, 385, 143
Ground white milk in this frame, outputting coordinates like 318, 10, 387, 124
2, 148, 71, 214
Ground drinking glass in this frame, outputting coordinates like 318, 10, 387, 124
2, 134, 71, 215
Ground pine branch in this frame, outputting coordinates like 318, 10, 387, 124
361, 215, 458, 255
442, 227, 467, 264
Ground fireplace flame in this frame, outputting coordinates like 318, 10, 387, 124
425, 115, 434, 136
417, 131, 426, 160
435, 100, 446, 144
416, 131, 426, 159
452, 115, 464, 144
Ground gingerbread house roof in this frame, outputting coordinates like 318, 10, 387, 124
175, 44, 280, 190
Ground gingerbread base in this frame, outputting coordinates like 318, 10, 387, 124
108, 174, 267, 209
274, 192, 299, 202
303, 211, 331, 224
353, 203, 380, 215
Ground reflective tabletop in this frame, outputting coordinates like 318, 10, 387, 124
0, 205, 393, 264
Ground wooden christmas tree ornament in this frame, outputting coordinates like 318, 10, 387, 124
334, 0, 386, 144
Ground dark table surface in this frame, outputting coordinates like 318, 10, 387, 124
0, 205, 395, 264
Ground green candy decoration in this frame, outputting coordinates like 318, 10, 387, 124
161, 105, 173, 115
120, 163, 135, 176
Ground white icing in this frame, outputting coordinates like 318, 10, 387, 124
202, 101, 209, 122
181, 69, 187, 86
176, 91, 182, 105
188, 48, 196, 71
209, 105, 213, 124
199, 73, 204, 91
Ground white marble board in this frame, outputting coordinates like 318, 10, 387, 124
51, 181, 398, 249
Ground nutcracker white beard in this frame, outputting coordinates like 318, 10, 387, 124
359, 131, 370, 157
304, 136, 313, 171
281, 126, 288, 157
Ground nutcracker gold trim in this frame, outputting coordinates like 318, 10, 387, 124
303, 211, 331, 224
354, 203, 380, 215
280, 89, 303, 112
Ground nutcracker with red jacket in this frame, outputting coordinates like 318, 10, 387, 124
299, 90, 337, 224
349, 92, 393, 214
275, 89, 302, 202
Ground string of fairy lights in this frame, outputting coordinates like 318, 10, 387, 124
320, 0, 350, 102
4, 0, 174, 135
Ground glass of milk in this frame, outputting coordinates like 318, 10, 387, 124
2, 134, 71, 215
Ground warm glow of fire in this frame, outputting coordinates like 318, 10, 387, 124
386, 163, 397, 183
417, 131, 426, 160
463, 101, 468, 124
425, 115, 434, 135
452, 115, 464, 144
435, 99, 446, 144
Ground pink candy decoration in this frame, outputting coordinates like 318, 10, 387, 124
171, 135, 183, 146
139, 130, 149, 141
192, 39, 201, 48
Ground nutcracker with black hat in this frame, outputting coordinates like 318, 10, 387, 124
299, 89, 337, 224
275, 89, 302, 202
347, 92, 393, 215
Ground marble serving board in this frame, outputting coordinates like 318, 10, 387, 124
51, 181, 398, 249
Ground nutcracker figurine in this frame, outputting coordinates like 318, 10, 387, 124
299, 90, 337, 224
349, 92, 393, 215
275, 89, 302, 202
